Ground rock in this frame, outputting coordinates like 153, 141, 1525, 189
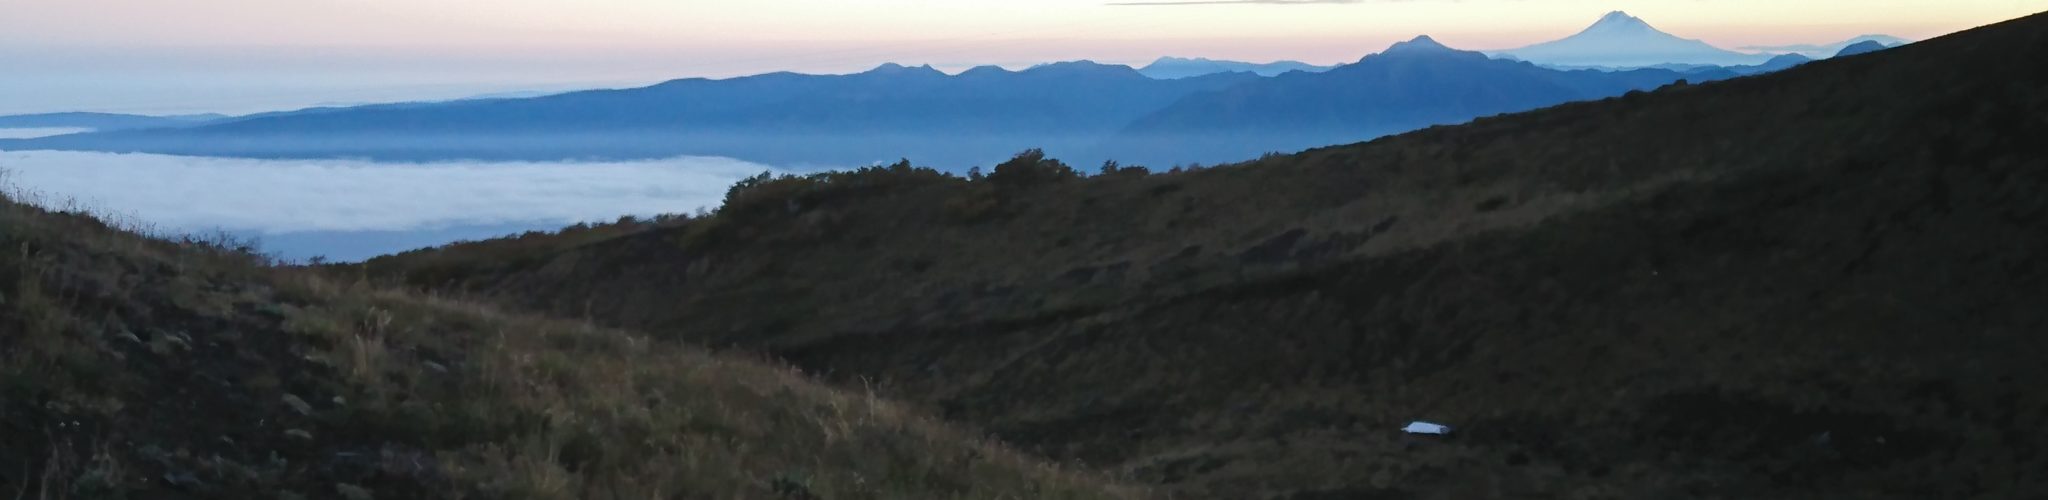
282, 394, 314, 415
335, 483, 375, 500
163, 471, 206, 489
148, 335, 187, 355
137, 445, 170, 464
1401, 421, 1453, 435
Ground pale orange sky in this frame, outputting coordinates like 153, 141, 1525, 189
2, 0, 2042, 114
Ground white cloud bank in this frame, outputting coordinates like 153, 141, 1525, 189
0, 150, 776, 235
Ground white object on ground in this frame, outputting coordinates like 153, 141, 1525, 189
1402, 421, 1453, 435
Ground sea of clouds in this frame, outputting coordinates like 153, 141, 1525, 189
0, 127, 94, 139
0, 148, 779, 260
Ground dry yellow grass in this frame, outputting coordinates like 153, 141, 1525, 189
0, 185, 1138, 499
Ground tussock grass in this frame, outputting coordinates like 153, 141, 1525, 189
0, 177, 1136, 498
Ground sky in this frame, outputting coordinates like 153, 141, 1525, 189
3, 0, 2043, 114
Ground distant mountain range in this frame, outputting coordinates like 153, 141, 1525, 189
0, 39, 1708, 170
2, 63, 1259, 168
1100, 35, 1718, 166
1494, 11, 1775, 67
0, 11, 1903, 170
1136, 57, 1334, 79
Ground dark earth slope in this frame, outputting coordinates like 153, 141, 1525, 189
361, 12, 2048, 499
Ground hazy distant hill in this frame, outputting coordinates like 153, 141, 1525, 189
1744, 34, 1911, 59
1495, 11, 1773, 67
1835, 40, 1892, 57
1136, 56, 1334, 79
358, 10, 2048, 499
0, 112, 226, 131
0, 24, 1861, 170
2, 63, 1258, 168
1100, 35, 1710, 166
1729, 53, 1814, 74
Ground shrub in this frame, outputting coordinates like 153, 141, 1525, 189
721, 160, 962, 221
987, 149, 1079, 188
1099, 160, 1149, 177
943, 186, 1001, 223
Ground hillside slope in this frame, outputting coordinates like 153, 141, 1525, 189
357, 11, 2048, 499
0, 193, 1131, 498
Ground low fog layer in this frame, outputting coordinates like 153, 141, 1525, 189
0, 150, 775, 260
0, 127, 93, 139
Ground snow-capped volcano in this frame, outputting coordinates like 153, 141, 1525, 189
1492, 11, 1772, 68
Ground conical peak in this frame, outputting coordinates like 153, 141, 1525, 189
865, 63, 942, 76
1385, 35, 1452, 53
959, 65, 1011, 76
1586, 10, 1655, 32
1362, 35, 1483, 64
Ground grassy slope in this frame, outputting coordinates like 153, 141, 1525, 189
364, 12, 2048, 499
0, 195, 1133, 498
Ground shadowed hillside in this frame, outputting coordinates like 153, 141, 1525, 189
358, 11, 2048, 499
0, 191, 1132, 497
